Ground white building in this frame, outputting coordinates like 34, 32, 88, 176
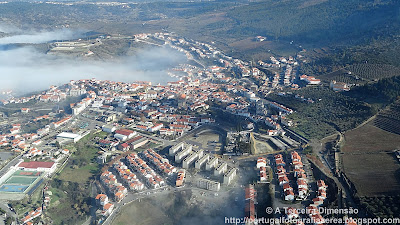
206, 157, 218, 170
175, 145, 193, 163
214, 162, 228, 176
223, 168, 237, 185
56, 132, 82, 143
102, 125, 116, 133
195, 154, 209, 169
169, 142, 185, 156
182, 152, 198, 169
17, 161, 57, 173
197, 178, 220, 191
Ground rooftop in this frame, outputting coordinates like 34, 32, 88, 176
18, 161, 55, 169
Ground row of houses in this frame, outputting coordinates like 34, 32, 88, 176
300, 75, 321, 85
113, 161, 145, 191
175, 169, 185, 187
256, 157, 269, 183
142, 148, 176, 176
305, 180, 328, 225
21, 207, 42, 224
95, 194, 114, 217
126, 153, 165, 189
291, 151, 308, 200
100, 170, 128, 203
275, 154, 294, 201
245, 184, 256, 225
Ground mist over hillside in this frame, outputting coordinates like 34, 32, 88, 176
0, 27, 186, 94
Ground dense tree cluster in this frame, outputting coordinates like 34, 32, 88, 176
358, 195, 400, 218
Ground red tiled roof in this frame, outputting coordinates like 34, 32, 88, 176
115, 129, 134, 136
18, 161, 54, 169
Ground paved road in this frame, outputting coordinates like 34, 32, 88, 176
0, 203, 16, 219
0, 155, 21, 178
82, 182, 98, 225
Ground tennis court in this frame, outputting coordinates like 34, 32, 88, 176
13, 170, 41, 176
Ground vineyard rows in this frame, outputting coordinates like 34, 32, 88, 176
373, 101, 400, 135
346, 64, 400, 80
317, 64, 400, 85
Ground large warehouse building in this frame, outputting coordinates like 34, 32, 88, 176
56, 132, 82, 143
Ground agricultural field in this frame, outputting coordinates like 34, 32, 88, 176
342, 153, 400, 196
341, 120, 400, 196
317, 68, 366, 85
317, 64, 400, 85
269, 86, 374, 139
346, 64, 400, 81
373, 100, 400, 135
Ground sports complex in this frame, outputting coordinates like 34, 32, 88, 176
0, 161, 56, 198
0, 170, 42, 193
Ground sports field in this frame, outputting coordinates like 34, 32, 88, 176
0, 184, 29, 193
5, 176, 38, 185
0, 170, 42, 193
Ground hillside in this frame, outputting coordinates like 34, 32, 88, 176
0, 0, 399, 58
316, 64, 400, 85
267, 75, 400, 140
267, 86, 375, 139
224, 0, 400, 46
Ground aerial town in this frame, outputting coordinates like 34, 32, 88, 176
0, 32, 371, 225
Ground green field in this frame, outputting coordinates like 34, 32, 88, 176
5, 176, 37, 185
58, 163, 98, 183
47, 131, 103, 224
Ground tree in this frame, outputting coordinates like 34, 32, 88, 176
304, 146, 313, 154
5, 217, 12, 225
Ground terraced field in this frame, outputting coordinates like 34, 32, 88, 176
373, 100, 400, 135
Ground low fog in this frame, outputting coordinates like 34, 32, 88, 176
0, 25, 186, 94
0, 29, 85, 44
